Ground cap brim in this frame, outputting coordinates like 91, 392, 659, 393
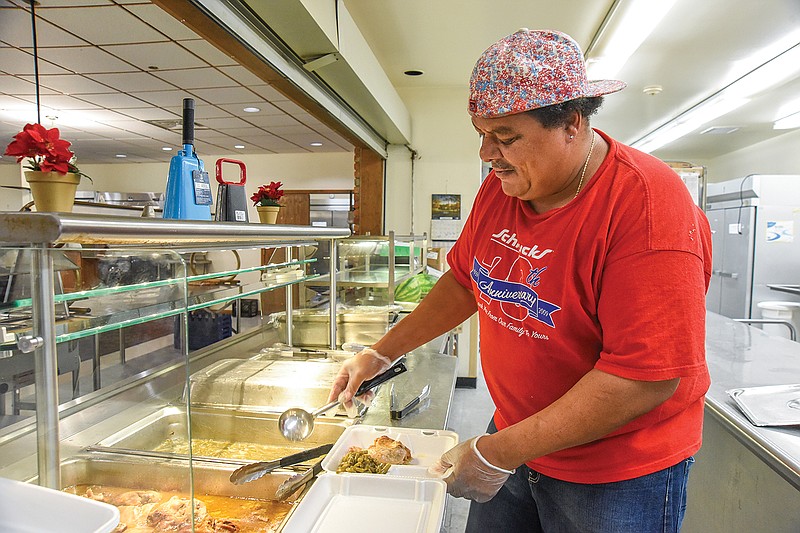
585, 79, 627, 97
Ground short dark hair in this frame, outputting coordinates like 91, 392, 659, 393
526, 96, 604, 129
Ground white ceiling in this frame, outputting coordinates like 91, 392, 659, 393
1, 0, 800, 167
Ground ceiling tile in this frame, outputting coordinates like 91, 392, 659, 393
0, 7, 86, 48
217, 65, 266, 86
272, 99, 308, 116
102, 42, 207, 71
74, 92, 150, 108
198, 116, 251, 129
217, 102, 285, 116
15, 94, 101, 111
123, 4, 198, 40
244, 113, 303, 128
89, 72, 175, 92
42, 6, 167, 45
212, 126, 265, 138
179, 39, 237, 67
153, 67, 236, 89
117, 107, 180, 120
0, 48, 70, 75
34, 74, 117, 94
0, 75, 56, 96
262, 124, 316, 136
128, 89, 199, 107
249, 84, 291, 102
35, 46, 138, 73
188, 86, 260, 104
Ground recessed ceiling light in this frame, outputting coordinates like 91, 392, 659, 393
310, 141, 323, 147
243, 107, 260, 113
404, 69, 424, 76
234, 144, 245, 149
115, 154, 127, 158
162, 146, 172, 151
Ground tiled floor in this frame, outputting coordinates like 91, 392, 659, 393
440, 362, 496, 533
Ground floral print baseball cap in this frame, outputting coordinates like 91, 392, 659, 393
468, 29, 626, 118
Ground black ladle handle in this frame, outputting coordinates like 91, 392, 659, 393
354, 362, 407, 396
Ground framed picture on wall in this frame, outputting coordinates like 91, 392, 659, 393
431, 194, 461, 220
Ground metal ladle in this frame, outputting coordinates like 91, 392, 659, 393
278, 362, 408, 441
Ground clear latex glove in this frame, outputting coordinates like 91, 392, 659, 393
428, 435, 514, 503
327, 348, 392, 406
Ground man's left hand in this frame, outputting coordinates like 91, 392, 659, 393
428, 435, 514, 503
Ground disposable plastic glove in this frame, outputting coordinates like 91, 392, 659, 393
428, 435, 514, 503
327, 348, 393, 407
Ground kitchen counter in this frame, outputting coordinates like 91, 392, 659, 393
682, 312, 800, 532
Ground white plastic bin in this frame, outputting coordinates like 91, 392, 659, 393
757, 301, 800, 340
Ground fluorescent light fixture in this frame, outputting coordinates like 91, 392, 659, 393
586, 0, 677, 80
632, 96, 749, 153
632, 34, 800, 152
774, 111, 800, 130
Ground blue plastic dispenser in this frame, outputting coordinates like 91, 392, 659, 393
163, 98, 212, 220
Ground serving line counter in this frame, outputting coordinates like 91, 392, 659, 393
683, 311, 800, 532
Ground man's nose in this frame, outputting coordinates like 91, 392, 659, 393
479, 135, 500, 162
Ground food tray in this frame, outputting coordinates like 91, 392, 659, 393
0, 476, 119, 533
188, 358, 345, 413
321, 425, 458, 478
281, 474, 446, 533
727, 384, 800, 426
97, 406, 352, 461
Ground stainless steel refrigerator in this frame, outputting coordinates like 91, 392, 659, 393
705, 174, 800, 319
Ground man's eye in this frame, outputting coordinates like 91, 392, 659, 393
499, 136, 518, 146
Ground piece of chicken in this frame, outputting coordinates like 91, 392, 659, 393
146, 495, 214, 532
367, 436, 412, 465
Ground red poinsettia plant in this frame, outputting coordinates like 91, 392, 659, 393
4, 122, 85, 177
251, 181, 285, 207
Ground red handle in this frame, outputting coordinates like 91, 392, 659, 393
215, 158, 246, 186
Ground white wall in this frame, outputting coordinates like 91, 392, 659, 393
0, 163, 29, 211
704, 129, 800, 182
387, 86, 482, 238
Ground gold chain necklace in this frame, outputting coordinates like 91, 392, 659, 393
573, 132, 596, 199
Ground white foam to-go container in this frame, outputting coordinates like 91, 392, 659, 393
283, 425, 458, 532
0, 477, 120, 533
321, 425, 459, 478
281, 474, 446, 533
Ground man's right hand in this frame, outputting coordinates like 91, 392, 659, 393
327, 348, 393, 404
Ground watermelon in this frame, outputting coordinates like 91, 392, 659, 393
394, 272, 439, 303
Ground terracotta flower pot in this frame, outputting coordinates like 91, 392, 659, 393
25, 171, 80, 212
256, 205, 280, 224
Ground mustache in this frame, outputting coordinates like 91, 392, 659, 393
492, 163, 514, 171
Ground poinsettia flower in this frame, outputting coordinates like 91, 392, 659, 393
3, 123, 78, 176
251, 181, 285, 206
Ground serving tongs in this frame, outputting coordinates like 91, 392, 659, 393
229, 442, 333, 485
390, 383, 431, 419
274, 458, 325, 501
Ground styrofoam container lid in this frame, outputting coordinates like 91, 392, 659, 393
322, 425, 459, 478
281, 473, 446, 533
0, 477, 120, 533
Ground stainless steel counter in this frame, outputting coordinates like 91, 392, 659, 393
703, 311, 800, 487
683, 312, 800, 532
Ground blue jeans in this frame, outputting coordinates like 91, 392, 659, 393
466, 420, 694, 533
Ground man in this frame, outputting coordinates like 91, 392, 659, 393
330, 29, 712, 532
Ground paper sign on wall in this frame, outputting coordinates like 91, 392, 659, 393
766, 220, 794, 242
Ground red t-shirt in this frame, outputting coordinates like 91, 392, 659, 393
448, 129, 712, 484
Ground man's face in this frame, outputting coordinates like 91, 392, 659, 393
472, 113, 570, 204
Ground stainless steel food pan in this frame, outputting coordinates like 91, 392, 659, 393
96, 406, 352, 460
51, 452, 295, 498
188, 358, 347, 413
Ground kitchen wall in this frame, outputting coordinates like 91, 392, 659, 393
704, 128, 800, 182
385, 86, 481, 236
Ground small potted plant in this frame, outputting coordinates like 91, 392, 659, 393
4, 123, 88, 212
251, 180, 285, 224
